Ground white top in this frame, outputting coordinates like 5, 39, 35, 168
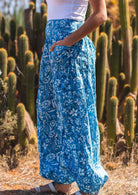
46, 0, 89, 21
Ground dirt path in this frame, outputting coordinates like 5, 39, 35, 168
0, 145, 137, 195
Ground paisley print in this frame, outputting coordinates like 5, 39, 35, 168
36, 19, 109, 195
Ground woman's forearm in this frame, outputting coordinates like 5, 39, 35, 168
64, 11, 107, 46
50, 0, 107, 51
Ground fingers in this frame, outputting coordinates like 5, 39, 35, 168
50, 43, 56, 52
50, 41, 62, 52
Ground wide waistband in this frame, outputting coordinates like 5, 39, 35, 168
46, 18, 84, 25
45, 18, 84, 42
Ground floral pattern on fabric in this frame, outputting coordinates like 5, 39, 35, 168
36, 19, 109, 195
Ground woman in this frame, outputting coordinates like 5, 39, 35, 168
31, 0, 109, 195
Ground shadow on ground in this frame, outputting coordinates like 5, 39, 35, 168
0, 190, 65, 195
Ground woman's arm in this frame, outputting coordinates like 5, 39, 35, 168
50, 0, 107, 51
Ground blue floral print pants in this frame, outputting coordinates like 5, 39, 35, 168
36, 19, 109, 195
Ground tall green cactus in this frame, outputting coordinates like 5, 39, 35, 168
8, 72, 17, 114
42, 13, 47, 43
3, 32, 9, 50
0, 36, 4, 48
118, 72, 125, 96
135, 0, 138, 35
26, 62, 35, 123
85, 2, 93, 39
18, 34, 29, 84
0, 48, 7, 80
7, 57, 16, 74
118, 40, 123, 73
106, 77, 117, 128
105, 18, 112, 65
119, 0, 132, 84
9, 41, 16, 58
0, 12, 2, 36
98, 122, 104, 154
29, 1, 35, 10
18, 34, 29, 104
10, 19, 16, 42
1, 16, 5, 36
108, 96, 118, 147
135, 89, 138, 138
107, 77, 117, 101
34, 12, 41, 33
130, 36, 138, 94
41, 2, 47, 17
92, 28, 99, 49
131, 15, 136, 36
103, 67, 110, 121
99, 23, 105, 34
17, 103, 28, 149
96, 32, 108, 121
124, 96, 134, 152
17, 25, 24, 47
25, 50, 34, 65
111, 36, 119, 80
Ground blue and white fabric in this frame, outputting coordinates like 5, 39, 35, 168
36, 18, 109, 195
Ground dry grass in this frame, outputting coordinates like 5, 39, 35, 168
0, 141, 137, 195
